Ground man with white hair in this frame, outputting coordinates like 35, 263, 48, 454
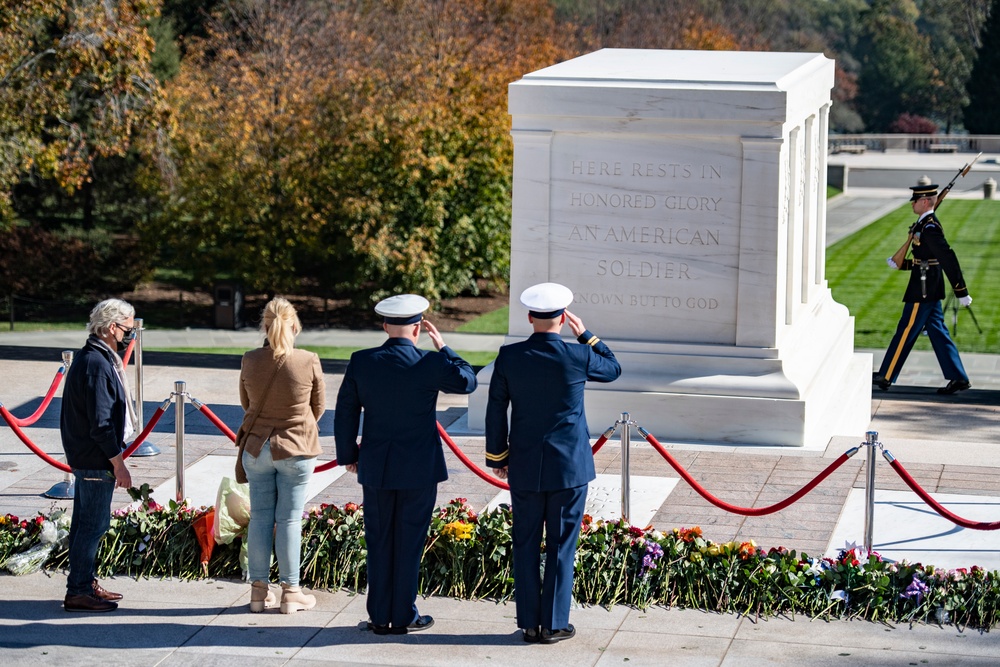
61, 298, 137, 612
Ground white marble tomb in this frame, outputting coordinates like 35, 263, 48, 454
468, 49, 871, 448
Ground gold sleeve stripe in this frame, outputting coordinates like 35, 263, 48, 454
586, 336, 600, 346
485, 450, 509, 462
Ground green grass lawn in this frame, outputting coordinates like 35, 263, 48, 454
826, 199, 1000, 353
456, 306, 508, 334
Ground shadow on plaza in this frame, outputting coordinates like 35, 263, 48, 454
0, 604, 522, 650
873, 386, 1000, 406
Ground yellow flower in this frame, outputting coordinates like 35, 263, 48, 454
441, 521, 473, 541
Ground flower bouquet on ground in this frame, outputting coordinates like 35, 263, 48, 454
2, 510, 69, 575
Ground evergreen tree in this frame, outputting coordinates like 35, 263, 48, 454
856, 0, 937, 132
964, 0, 1000, 132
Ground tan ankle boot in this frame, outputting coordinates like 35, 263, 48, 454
279, 583, 316, 614
250, 580, 277, 613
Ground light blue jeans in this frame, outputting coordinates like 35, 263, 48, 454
243, 440, 315, 586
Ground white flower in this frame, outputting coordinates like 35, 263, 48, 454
829, 590, 849, 603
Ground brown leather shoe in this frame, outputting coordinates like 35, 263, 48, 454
92, 579, 123, 601
65, 593, 118, 612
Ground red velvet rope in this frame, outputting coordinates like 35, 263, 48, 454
195, 403, 610, 482
0, 405, 71, 472
643, 430, 853, 517
314, 458, 339, 473
0, 404, 165, 473
435, 422, 612, 491
888, 458, 1000, 531
2, 367, 65, 427
122, 338, 136, 367
120, 406, 167, 458
437, 421, 509, 490
196, 402, 237, 441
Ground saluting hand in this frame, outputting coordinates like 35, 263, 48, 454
423, 319, 446, 351
564, 310, 586, 337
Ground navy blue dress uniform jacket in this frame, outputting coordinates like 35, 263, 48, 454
899, 213, 969, 303
334, 338, 478, 488
484, 330, 621, 490
60, 336, 127, 471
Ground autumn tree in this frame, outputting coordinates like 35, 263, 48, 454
147, 0, 344, 293
0, 0, 164, 227
317, 0, 564, 303
553, 1, 741, 51
151, 0, 563, 303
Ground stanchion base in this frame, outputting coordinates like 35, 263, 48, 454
44, 480, 75, 499
130, 442, 161, 457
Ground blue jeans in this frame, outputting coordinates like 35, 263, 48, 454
243, 441, 315, 586
66, 468, 116, 596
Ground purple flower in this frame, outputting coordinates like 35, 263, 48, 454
638, 539, 664, 576
901, 575, 929, 603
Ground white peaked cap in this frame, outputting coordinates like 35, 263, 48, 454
375, 294, 430, 324
520, 282, 573, 316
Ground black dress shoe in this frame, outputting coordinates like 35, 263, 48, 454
366, 620, 392, 635
65, 593, 118, 613
522, 627, 541, 643
540, 624, 576, 644
872, 374, 891, 391
92, 579, 123, 601
937, 379, 971, 395
390, 614, 434, 634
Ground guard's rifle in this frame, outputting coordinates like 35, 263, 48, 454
890, 152, 983, 268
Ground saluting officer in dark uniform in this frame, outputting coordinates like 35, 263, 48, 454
873, 183, 973, 394
335, 294, 477, 635
485, 283, 621, 644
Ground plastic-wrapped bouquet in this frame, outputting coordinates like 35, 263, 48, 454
5, 509, 70, 575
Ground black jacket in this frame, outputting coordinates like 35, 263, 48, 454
60, 336, 127, 471
900, 212, 969, 302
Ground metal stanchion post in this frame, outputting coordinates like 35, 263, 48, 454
175, 381, 186, 503
864, 430, 878, 553
620, 412, 632, 523
44, 351, 76, 499
130, 318, 159, 456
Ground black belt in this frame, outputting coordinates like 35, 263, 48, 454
916, 260, 939, 298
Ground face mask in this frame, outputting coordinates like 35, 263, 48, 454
116, 326, 136, 352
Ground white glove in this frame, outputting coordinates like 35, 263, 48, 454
959, 295, 973, 308
886, 257, 898, 269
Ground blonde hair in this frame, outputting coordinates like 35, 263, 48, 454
261, 297, 300, 358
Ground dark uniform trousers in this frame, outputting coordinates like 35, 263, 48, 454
877, 301, 967, 383
877, 211, 970, 385
510, 485, 588, 631
361, 485, 437, 628
485, 329, 621, 631
334, 337, 477, 629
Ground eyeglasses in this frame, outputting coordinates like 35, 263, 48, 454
114, 322, 136, 336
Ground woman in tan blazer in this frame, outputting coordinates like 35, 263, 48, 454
238, 297, 325, 613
